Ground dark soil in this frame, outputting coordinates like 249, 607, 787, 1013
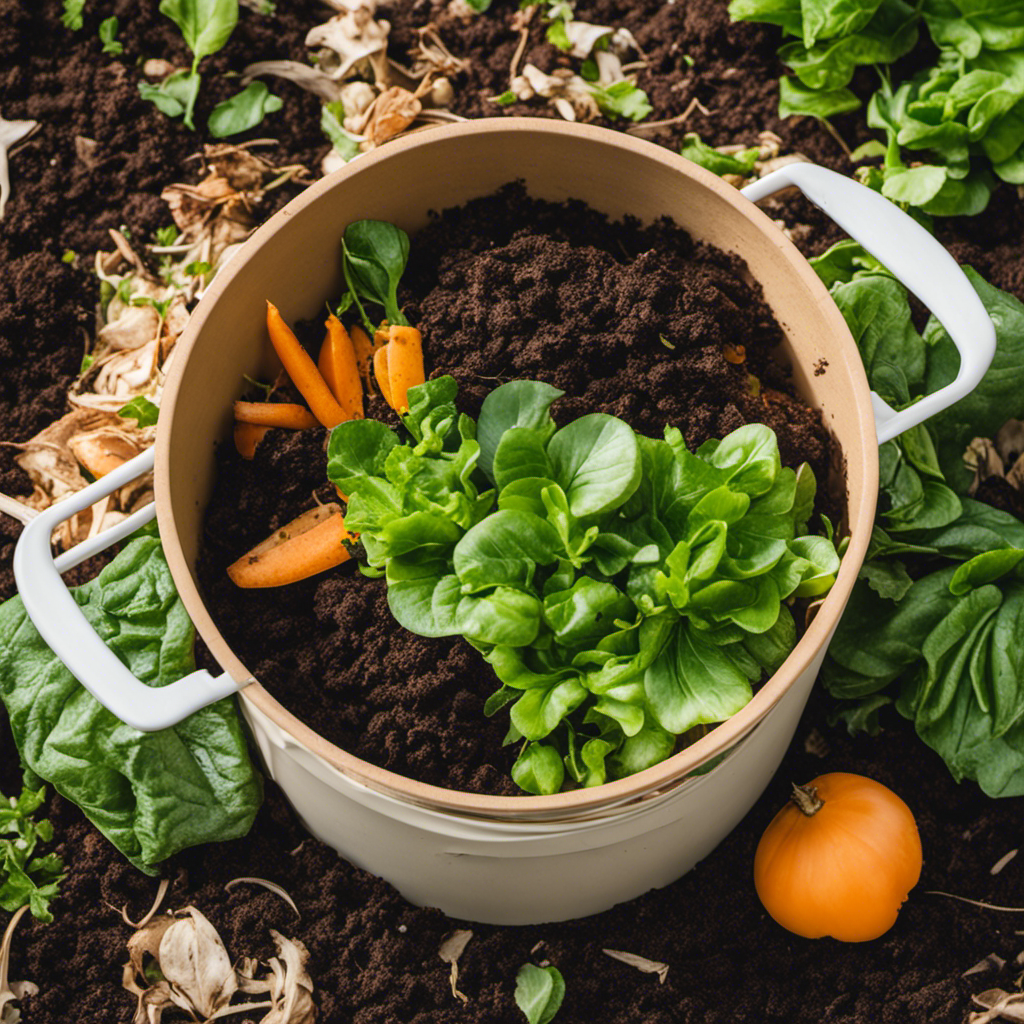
3, 1, 1024, 1022
196, 183, 833, 795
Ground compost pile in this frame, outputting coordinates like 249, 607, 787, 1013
3, 1, 1024, 1022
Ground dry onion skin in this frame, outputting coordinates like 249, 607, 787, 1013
754, 772, 922, 942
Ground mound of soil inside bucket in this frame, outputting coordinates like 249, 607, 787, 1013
196, 183, 836, 797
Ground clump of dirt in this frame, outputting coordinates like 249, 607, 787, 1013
196, 183, 833, 795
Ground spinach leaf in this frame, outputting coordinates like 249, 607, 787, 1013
588, 81, 653, 122
514, 964, 565, 1024
477, 380, 563, 483
208, 81, 283, 138
99, 16, 124, 55
153, 0, 239, 130
341, 220, 411, 330
61, 0, 86, 30
0, 534, 262, 873
511, 744, 565, 797
548, 414, 642, 517
118, 395, 160, 427
679, 133, 760, 176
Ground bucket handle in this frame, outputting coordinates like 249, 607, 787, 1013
741, 163, 996, 444
12, 447, 244, 732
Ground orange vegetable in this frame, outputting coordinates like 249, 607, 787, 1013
233, 401, 319, 430
350, 324, 380, 389
265, 301, 346, 429
754, 773, 922, 942
373, 343, 394, 408
385, 324, 425, 414
723, 343, 746, 364
234, 422, 271, 459
374, 322, 390, 347
227, 503, 354, 588
317, 314, 364, 421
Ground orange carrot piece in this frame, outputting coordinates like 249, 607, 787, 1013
227, 504, 354, 588
350, 324, 381, 389
234, 422, 271, 459
386, 325, 425, 414
233, 401, 319, 429
374, 322, 390, 347
373, 344, 394, 409
266, 301, 347, 429
318, 315, 364, 421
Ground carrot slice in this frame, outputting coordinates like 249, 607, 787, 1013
265, 301, 347, 429
350, 324, 381, 389
233, 401, 319, 429
318, 315, 364, 421
386, 325, 425, 414
234, 422, 271, 459
227, 504, 354, 588
373, 344, 394, 409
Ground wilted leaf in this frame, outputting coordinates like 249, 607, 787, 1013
262, 930, 315, 1024
602, 948, 670, 984
158, 907, 238, 1018
438, 929, 473, 1003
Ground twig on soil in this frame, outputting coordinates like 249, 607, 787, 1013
509, 4, 538, 88
992, 851, 1018, 876
818, 118, 853, 161
927, 891, 1024, 912
225, 877, 301, 919
0, 906, 30, 1022
116, 877, 172, 930
626, 97, 710, 135
0, 493, 38, 525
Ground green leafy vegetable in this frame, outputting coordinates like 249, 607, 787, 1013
117, 395, 161, 427
732, 0, 1024, 214
0, 534, 263, 873
515, 964, 565, 1024
679, 133, 760, 176
589, 81, 653, 122
142, 0, 239, 130
0, 786, 64, 923
207, 81, 282, 138
321, 102, 361, 162
341, 219, 411, 332
818, 242, 1024, 796
61, 0, 86, 30
99, 16, 123, 55
329, 377, 839, 794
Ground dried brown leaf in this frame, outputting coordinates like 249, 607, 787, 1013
364, 86, 422, 146
243, 61, 342, 103
261, 930, 315, 1024
306, 4, 390, 82
971, 988, 1024, 1023
158, 907, 238, 1018
965, 954, 1007, 978
224, 878, 301, 919
602, 948, 670, 984
75, 135, 100, 168
438, 929, 472, 1004
0, 115, 39, 221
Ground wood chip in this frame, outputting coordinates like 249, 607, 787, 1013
602, 948, 670, 984
965, 954, 1007, 978
993, 851, 1019, 876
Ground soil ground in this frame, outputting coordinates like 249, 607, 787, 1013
2, 2, 1024, 1022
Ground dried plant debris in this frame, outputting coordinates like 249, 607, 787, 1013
498, 2, 650, 123
0, 144, 307, 552
993, 851, 1019, 876
0, 114, 39, 221
123, 906, 314, 1024
966, 955, 1008, 978
602, 948, 670, 984
972, 988, 1024, 1022
965, 420, 1024, 494
224, 878, 300, 919
438, 929, 473, 1004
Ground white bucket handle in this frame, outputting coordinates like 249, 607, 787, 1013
12, 446, 243, 732
741, 163, 996, 444
12, 164, 997, 733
